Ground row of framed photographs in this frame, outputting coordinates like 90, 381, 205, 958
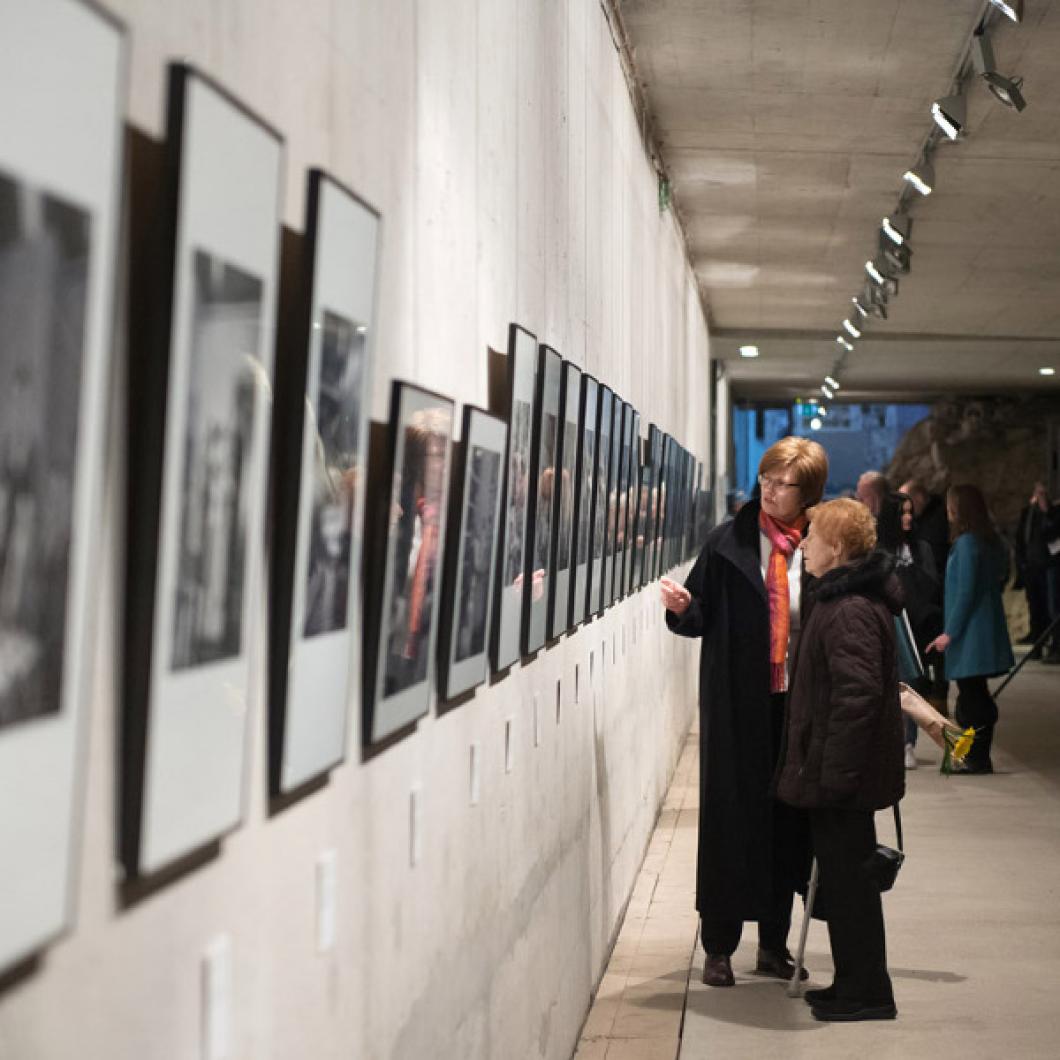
0, 0, 711, 976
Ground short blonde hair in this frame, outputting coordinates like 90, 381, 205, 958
807, 498, 877, 559
759, 436, 828, 506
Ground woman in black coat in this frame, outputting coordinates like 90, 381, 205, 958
661, 436, 827, 988
778, 498, 905, 1022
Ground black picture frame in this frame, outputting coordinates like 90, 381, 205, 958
437, 406, 507, 701
489, 323, 537, 673
570, 373, 598, 629
0, 0, 126, 969
267, 170, 379, 797
362, 381, 454, 745
603, 397, 624, 607
123, 65, 284, 877
621, 408, 640, 596
590, 386, 613, 615
523, 344, 562, 655
548, 361, 581, 641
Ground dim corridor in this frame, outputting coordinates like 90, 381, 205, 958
573, 659, 1060, 1060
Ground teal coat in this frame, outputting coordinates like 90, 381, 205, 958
943, 533, 1014, 680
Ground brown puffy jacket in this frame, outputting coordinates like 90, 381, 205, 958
776, 550, 905, 811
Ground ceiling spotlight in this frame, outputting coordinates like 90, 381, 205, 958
810, 417, 823, 431
739, 344, 759, 358
836, 336, 854, 352
989, 0, 1022, 22
1040, 367, 1056, 376
903, 159, 935, 197
973, 30, 1028, 111
881, 213, 912, 246
931, 92, 966, 140
842, 319, 861, 339
825, 376, 840, 390
852, 297, 869, 319
817, 405, 828, 416
821, 385, 835, 400
865, 259, 887, 285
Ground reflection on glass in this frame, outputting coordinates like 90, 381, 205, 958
303, 310, 366, 637
172, 249, 261, 670
0, 168, 90, 727
383, 405, 452, 696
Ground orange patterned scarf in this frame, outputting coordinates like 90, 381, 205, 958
759, 508, 807, 693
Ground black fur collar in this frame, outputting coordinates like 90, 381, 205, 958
812, 549, 903, 613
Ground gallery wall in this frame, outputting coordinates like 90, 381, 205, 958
0, 1, 711, 1058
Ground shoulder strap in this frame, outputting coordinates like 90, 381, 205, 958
893, 804, 903, 852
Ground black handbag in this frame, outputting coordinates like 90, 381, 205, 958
862, 805, 904, 892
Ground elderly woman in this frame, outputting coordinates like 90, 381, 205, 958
660, 437, 826, 988
778, 498, 904, 1022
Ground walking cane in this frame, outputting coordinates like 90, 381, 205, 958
787, 858, 819, 998
993, 613, 1060, 699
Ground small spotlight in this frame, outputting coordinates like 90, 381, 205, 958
810, 417, 823, 431
989, 0, 1022, 24
973, 31, 1028, 112
931, 92, 966, 140
818, 406, 828, 417
903, 159, 935, 197
825, 376, 840, 390
1040, 367, 1056, 376
836, 337, 854, 352
739, 345, 759, 358
852, 297, 869, 319
865, 260, 886, 285
842, 319, 861, 339
881, 213, 912, 246
821, 385, 834, 400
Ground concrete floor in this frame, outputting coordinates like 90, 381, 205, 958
574, 659, 1060, 1060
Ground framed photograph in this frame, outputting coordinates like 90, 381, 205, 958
523, 345, 561, 655
654, 435, 671, 578
603, 398, 623, 607
268, 172, 378, 796
590, 386, 613, 615
548, 361, 581, 641
570, 373, 597, 629
490, 324, 537, 672
437, 406, 506, 701
622, 409, 640, 595
643, 426, 661, 582
633, 465, 653, 588
0, 0, 124, 970
363, 382, 454, 744
123, 66, 284, 876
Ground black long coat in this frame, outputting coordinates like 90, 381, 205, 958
666, 500, 810, 921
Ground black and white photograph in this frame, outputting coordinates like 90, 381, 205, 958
302, 309, 365, 638
548, 361, 580, 641
366, 382, 453, 743
523, 345, 561, 655
0, 169, 90, 729
622, 409, 640, 596
438, 406, 506, 701
591, 386, 613, 615
570, 373, 597, 628
171, 249, 261, 670
604, 398, 625, 606
633, 465, 653, 588
489, 324, 537, 672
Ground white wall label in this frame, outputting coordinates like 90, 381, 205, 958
315, 849, 337, 953
202, 934, 232, 1060
469, 742, 481, 806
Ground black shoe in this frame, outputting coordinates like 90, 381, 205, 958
702, 953, 735, 987
811, 998, 897, 1022
953, 759, 994, 775
754, 947, 808, 981
804, 985, 837, 1005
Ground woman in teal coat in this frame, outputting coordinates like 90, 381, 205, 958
926, 485, 1014, 773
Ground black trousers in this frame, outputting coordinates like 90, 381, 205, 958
955, 676, 999, 767
1024, 565, 1052, 642
810, 807, 893, 1004
701, 693, 801, 957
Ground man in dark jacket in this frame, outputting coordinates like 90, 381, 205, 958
1015, 482, 1060, 660
779, 498, 904, 1023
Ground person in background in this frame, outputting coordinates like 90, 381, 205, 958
856, 471, 890, 517
778, 498, 904, 1023
900, 478, 951, 708
925, 485, 1014, 774
1014, 482, 1060, 662
660, 437, 827, 989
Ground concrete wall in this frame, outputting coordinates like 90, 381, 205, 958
0, 1, 711, 1057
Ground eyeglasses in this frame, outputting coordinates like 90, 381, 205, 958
758, 473, 800, 494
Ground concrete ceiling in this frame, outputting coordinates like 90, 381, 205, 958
620, 0, 1060, 401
